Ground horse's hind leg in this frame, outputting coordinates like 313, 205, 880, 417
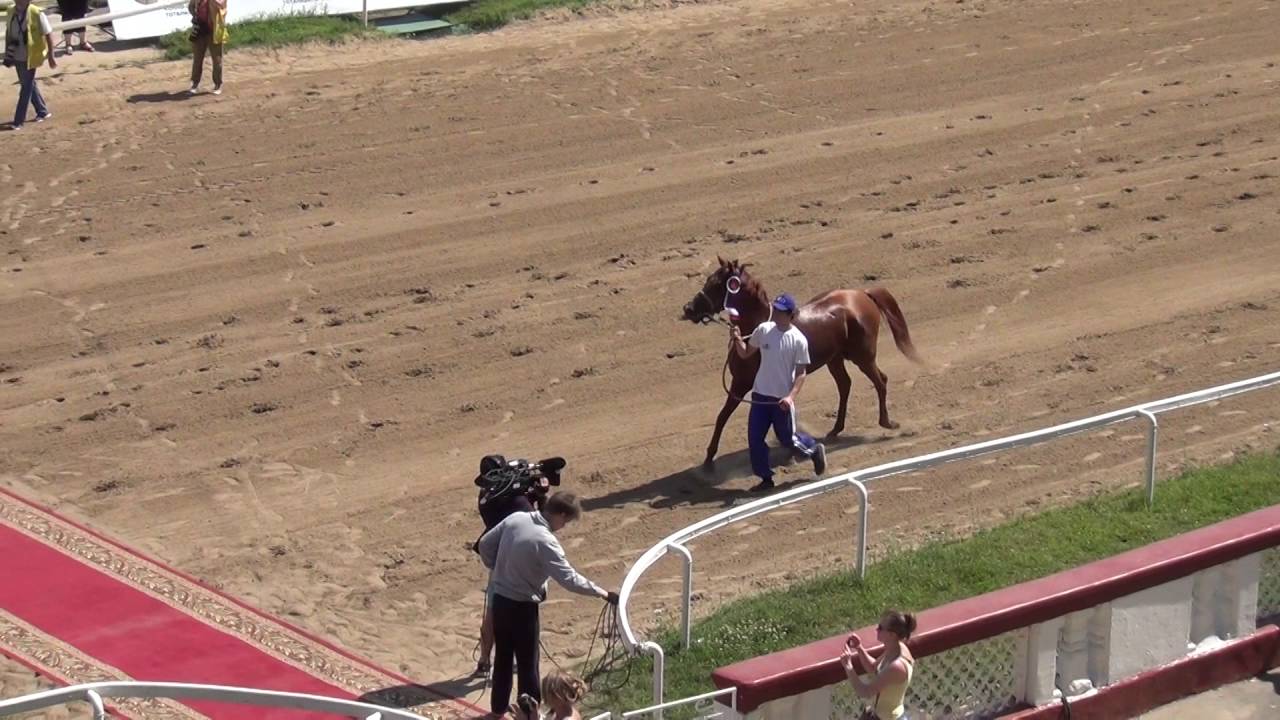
856, 360, 898, 430
826, 359, 852, 438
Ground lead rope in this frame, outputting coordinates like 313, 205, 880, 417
538, 603, 633, 695
721, 277, 777, 406
580, 603, 634, 692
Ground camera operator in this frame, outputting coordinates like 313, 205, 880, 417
473, 455, 552, 677
477, 491, 617, 718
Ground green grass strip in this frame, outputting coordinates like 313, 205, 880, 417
446, 0, 595, 31
595, 448, 1280, 712
157, 16, 372, 60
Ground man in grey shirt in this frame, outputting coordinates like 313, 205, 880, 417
477, 491, 617, 716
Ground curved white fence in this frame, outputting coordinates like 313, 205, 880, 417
0, 681, 432, 719
616, 369, 1280, 708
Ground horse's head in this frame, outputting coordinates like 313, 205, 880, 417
683, 257, 752, 323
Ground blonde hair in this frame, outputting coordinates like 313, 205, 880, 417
541, 670, 588, 707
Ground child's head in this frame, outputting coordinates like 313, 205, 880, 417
541, 671, 588, 712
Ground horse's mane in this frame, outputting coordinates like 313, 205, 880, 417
736, 268, 770, 309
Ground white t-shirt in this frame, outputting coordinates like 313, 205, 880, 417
748, 321, 811, 398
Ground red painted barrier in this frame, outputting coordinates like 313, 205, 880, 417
712, 504, 1280, 713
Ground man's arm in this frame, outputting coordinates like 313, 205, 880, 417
785, 368, 807, 406
39, 12, 56, 70
782, 336, 811, 408
730, 325, 758, 359
540, 536, 607, 599
477, 519, 504, 569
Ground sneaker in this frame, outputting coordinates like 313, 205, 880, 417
473, 659, 490, 678
188, 86, 199, 95
35, 113, 50, 123
749, 479, 776, 493
211, 85, 222, 96
812, 442, 827, 476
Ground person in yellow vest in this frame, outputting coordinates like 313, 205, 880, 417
4, 0, 57, 130
187, 0, 227, 95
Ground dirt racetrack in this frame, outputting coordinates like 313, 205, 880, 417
3, 0, 1280, 710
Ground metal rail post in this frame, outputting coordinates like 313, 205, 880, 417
670, 543, 694, 650
848, 478, 870, 579
641, 641, 665, 717
85, 691, 106, 720
1138, 409, 1160, 507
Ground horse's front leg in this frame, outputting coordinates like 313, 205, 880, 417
705, 388, 746, 466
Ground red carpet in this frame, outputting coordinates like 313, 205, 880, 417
0, 487, 484, 719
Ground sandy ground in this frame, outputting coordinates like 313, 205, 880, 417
3, 0, 1280, 711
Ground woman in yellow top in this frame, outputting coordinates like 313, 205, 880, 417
841, 609, 917, 720
187, 0, 227, 95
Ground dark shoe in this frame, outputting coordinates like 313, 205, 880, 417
812, 442, 827, 476
473, 659, 490, 678
750, 479, 776, 493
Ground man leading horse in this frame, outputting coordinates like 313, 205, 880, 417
729, 291, 827, 492
685, 257, 923, 471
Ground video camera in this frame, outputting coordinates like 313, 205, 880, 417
474, 454, 566, 509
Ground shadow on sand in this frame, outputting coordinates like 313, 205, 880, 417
1259, 669, 1280, 697
582, 433, 893, 513
126, 91, 196, 104
358, 676, 487, 714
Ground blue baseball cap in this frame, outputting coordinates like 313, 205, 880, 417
772, 293, 797, 313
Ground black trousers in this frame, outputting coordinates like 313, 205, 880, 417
490, 593, 540, 714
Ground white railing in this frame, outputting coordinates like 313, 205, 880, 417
616, 369, 1280, 707
591, 687, 737, 719
0, 681, 432, 719
0, 0, 189, 32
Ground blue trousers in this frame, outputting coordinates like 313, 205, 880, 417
13, 62, 48, 127
748, 393, 817, 481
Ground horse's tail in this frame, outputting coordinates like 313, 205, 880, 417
867, 287, 923, 364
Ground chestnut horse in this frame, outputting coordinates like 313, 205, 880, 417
682, 258, 922, 466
